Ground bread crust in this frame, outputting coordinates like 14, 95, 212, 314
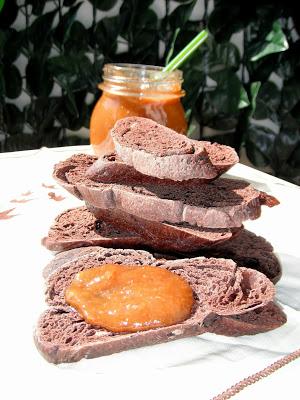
34, 247, 279, 364
53, 154, 278, 229
42, 206, 142, 252
42, 207, 281, 283
111, 117, 220, 181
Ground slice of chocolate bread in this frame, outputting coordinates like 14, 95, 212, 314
192, 229, 282, 284
43, 247, 156, 279
205, 302, 286, 336
53, 153, 97, 200
110, 117, 239, 181
35, 247, 278, 363
35, 302, 286, 364
86, 143, 238, 185
42, 207, 143, 252
42, 206, 280, 283
53, 154, 279, 229
86, 152, 216, 185
43, 206, 239, 253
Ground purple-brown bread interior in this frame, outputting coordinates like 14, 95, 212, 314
53, 154, 279, 229
34, 247, 282, 364
42, 207, 281, 283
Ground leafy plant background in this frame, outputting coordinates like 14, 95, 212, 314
0, 0, 299, 184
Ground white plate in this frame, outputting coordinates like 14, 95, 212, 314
1, 146, 299, 400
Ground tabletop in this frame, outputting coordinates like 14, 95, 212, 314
1, 146, 299, 400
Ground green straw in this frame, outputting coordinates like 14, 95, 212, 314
163, 29, 208, 72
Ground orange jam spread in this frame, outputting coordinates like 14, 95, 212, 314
65, 264, 194, 333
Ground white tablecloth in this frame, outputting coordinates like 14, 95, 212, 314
1, 146, 299, 400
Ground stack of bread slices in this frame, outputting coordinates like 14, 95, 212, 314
35, 117, 286, 364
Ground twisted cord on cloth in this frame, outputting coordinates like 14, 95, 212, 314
211, 348, 300, 400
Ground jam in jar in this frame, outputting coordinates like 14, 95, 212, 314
90, 63, 187, 156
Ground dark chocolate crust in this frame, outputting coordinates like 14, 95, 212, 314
53, 154, 279, 229
34, 247, 279, 364
35, 301, 286, 364
42, 206, 142, 252
111, 117, 218, 181
42, 207, 281, 283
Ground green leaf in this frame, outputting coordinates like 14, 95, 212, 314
2, 29, 24, 63
247, 53, 280, 82
3, 65, 22, 99
280, 78, 300, 115
291, 99, 300, 123
253, 99, 278, 124
258, 81, 281, 110
119, 0, 154, 31
25, 98, 59, 136
120, 8, 158, 64
208, 0, 255, 42
48, 53, 96, 92
0, 64, 5, 98
65, 21, 89, 54
119, 0, 156, 63
29, 8, 58, 50
0, 0, 5, 12
62, 134, 89, 147
181, 57, 206, 111
249, 81, 261, 117
208, 40, 241, 73
245, 124, 277, 167
289, 146, 300, 170
275, 114, 300, 162
4, 134, 38, 152
3, 104, 24, 135
88, 0, 118, 11
48, 53, 97, 117
0, 30, 5, 58
282, 154, 300, 174
276, 163, 300, 185
251, 21, 289, 62
205, 131, 236, 147
169, 0, 197, 30
133, 9, 158, 44
277, 40, 300, 80
91, 56, 104, 93
26, 54, 54, 97
208, 70, 243, 115
238, 86, 250, 109
165, 28, 181, 66
48, 55, 74, 77
26, 0, 46, 15
204, 113, 238, 132
64, 88, 78, 117
94, 16, 121, 56
0, 0, 18, 29
54, 2, 83, 47
63, 0, 78, 5
55, 91, 89, 130
269, 114, 300, 180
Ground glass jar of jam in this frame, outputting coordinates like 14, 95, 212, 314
90, 63, 187, 156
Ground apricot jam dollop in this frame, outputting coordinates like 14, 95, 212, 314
65, 264, 194, 333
